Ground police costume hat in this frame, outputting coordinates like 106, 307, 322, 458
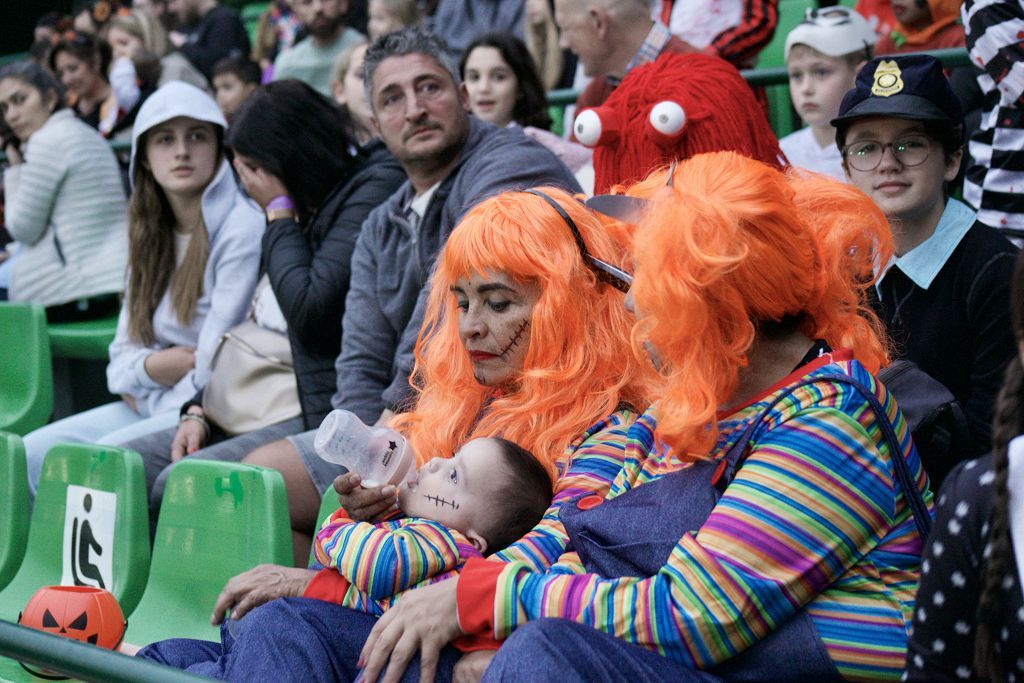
831, 54, 963, 130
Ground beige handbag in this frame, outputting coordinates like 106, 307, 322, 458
202, 320, 301, 435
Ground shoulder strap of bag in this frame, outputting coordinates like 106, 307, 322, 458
715, 373, 932, 540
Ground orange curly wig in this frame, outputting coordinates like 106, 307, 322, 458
392, 187, 654, 469
628, 153, 892, 457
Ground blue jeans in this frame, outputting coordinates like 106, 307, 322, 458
137, 597, 463, 682
25, 401, 178, 498
482, 619, 721, 682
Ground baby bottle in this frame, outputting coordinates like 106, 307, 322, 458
314, 409, 417, 488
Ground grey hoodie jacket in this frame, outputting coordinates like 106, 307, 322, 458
332, 117, 580, 423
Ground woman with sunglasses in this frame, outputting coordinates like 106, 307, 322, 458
836, 54, 1017, 469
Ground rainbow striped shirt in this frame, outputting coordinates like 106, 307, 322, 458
314, 509, 477, 614
486, 357, 931, 681
311, 409, 637, 614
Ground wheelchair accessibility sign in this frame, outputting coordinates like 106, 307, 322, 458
61, 485, 116, 590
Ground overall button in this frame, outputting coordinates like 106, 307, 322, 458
577, 494, 604, 511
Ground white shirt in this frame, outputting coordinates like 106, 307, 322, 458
779, 126, 847, 182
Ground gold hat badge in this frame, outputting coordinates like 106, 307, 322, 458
871, 60, 904, 97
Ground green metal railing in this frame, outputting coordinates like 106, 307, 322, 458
0, 619, 210, 682
547, 47, 972, 106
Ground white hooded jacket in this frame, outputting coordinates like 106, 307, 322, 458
106, 81, 264, 417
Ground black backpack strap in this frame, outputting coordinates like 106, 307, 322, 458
714, 373, 932, 540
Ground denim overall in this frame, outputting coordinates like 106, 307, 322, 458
550, 373, 932, 682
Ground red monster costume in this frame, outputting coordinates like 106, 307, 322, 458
573, 52, 787, 194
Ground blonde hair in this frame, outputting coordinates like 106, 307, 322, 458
329, 37, 369, 91
108, 8, 170, 56
371, 0, 421, 29
392, 187, 654, 469
629, 153, 891, 456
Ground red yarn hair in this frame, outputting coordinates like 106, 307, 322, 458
589, 52, 785, 194
629, 153, 892, 457
392, 188, 653, 469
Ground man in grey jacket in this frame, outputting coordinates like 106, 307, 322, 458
240, 27, 580, 549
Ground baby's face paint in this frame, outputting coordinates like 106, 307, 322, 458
451, 271, 541, 388
398, 437, 507, 536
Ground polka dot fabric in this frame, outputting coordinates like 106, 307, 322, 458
906, 455, 1024, 681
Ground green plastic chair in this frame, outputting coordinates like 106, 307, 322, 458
0, 303, 53, 435
0, 444, 150, 623
0, 432, 29, 591
308, 487, 342, 566
48, 315, 119, 360
125, 460, 291, 645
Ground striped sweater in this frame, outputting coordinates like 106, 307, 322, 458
458, 355, 931, 681
3, 109, 128, 307
303, 409, 637, 601
313, 508, 480, 615
961, 0, 1024, 236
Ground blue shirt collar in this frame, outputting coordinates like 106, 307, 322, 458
876, 198, 976, 296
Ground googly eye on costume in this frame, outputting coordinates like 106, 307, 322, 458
646, 101, 687, 146
573, 107, 621, 148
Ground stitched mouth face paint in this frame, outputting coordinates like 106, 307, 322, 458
498, 320, 529, 359
453, 272, 541, 388
424, 494, 460, 510
397, 437, 510, 540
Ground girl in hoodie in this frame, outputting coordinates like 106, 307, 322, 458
21, 81, 264, 501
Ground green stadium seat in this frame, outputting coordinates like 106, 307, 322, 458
242, 2, 270, 48
125, 460, 291, 646
0, 444, 150, 623
308, 487, 342, 566
48, 315, 118, 360
0, 433, 29, 591
0, 303, 53, 436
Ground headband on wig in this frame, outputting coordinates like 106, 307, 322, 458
522, 189, 632, 292
573, 53, 786, 194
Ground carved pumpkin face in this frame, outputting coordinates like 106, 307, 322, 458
19, 585, 126, 650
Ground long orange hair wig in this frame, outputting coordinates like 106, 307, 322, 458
391, 187, 653, 469
628, 152, 892, 457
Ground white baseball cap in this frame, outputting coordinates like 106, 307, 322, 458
784, 7, 878, 61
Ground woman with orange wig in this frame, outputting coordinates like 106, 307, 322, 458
138, 187, 654, 679
358, 152, 934, 683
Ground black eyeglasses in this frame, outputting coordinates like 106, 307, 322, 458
522, 189, 633, 293
843, 134, 933, 172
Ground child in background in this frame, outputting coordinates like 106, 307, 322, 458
212, 57, 260, 121
366, 0, 421, 41
875, 0, 964, 55
780, 7, 877, 181
309, 437, 552, 615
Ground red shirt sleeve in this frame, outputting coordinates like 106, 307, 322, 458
456, 557, 505, 635
302, 568, 351, 604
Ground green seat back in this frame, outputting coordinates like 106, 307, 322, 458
308, 487, 342, 567
0, 444, 150, 622
759, 0, 817, 139
48, 315, 119, 360
0, 432, 29, 591
242, 2, 270, 48
125, 460, 291, 645
0, 304, 53, 435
